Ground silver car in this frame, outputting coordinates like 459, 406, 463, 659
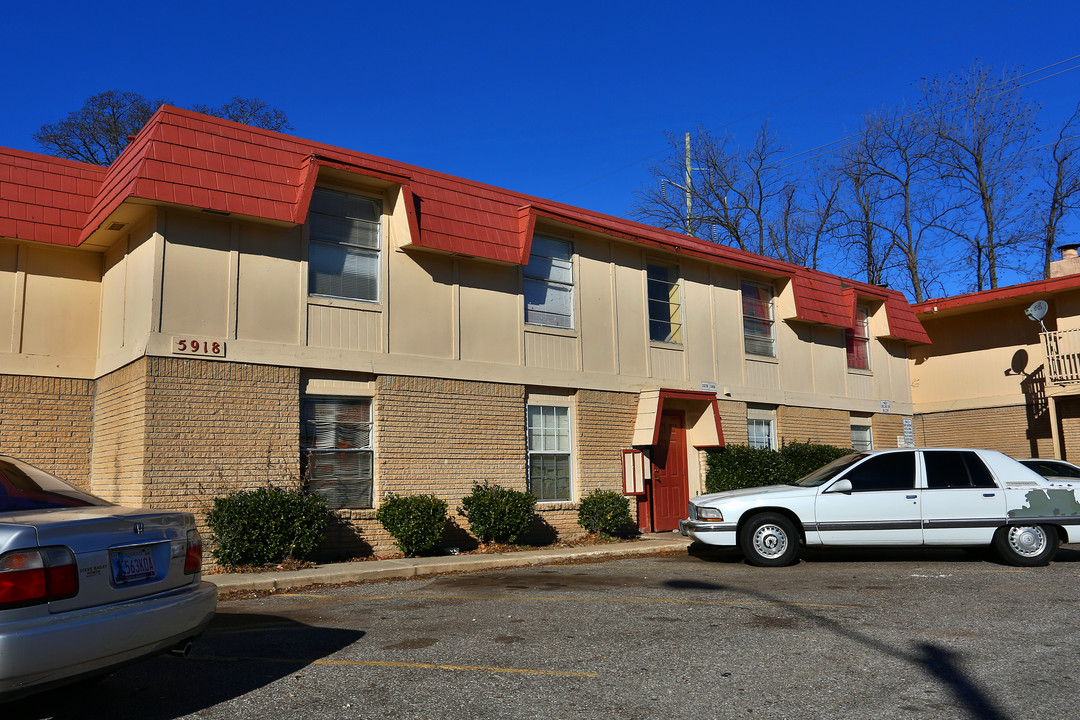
0, 455, 216, 701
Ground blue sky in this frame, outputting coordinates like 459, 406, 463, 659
6, 0, 1079, 227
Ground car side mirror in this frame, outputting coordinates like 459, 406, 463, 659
827, 478, 853, 494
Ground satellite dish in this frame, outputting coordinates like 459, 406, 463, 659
1025, 300, 1049, 332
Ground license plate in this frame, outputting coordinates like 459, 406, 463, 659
111, 546, 156, 585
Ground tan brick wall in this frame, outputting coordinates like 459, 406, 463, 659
92, 359, 149, 504
1055, 398, 1080, 462
915, 404, 1052, 457
716, 399, 748, 444
91, 358, 299, 566
872, 414, 908, 450
0, 374, 93, 484
778, 406, 851, 448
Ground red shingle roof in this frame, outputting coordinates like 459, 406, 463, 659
913, 274, 1080, 318
0, 106, 929, 343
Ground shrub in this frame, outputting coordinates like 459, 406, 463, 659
706, 445, 788, 493
376, 493, 448, 556
206, 484, 329, 567
458, 482, 536, 543
705, 442, 852, 493
781, 441, 851, 480
577, 489, 633, 536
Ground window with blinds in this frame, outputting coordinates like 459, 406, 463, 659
647, 261, 682, 344
741, 281, 775, 357
307, 188, 382, 302
524, 235, 574, 329
846, 304, 871, 370
301, 396, 374, 509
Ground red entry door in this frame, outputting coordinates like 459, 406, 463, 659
649, 411, 689, 532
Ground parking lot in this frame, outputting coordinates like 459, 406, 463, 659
9, 545, 1080, 719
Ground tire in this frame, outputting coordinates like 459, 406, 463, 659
993, 524, 1059, 567
739, 512, 800, 567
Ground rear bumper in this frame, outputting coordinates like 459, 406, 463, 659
0, 580, 216, 699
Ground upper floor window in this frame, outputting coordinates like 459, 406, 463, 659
846, 304, 870, 370
524, 236, 574, 329
527, 404, 572, 502
741, 281, 775, 357
647, 261, 682, 344
308, 188, 382, 303
301, 395, 374, 509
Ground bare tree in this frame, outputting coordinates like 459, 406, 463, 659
837, 132, 893, 288
921, 62, 1040, 290
632, 122, 795, 258
33, 90, 165, 165
191, 97, 292, 133
35, 91, 292, 166
1038, 102, 1080, 277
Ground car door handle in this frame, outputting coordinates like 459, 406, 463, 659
983, 493, 996, 497
905, 495, 917, 499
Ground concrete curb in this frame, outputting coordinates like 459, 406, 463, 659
207, 535, 691, 594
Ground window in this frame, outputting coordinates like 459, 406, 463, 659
741, 281, 775, 357
647, 261, 682, 343
924, 451, 997, 489
843, 453, 915, 491
846, 304, 870, 370
524, 235, 574, 328
307, 188, 382, 302
851, 424, 873, 451
301, 396, 374, 509
747, 419, 774, 450
527, 405, 571, 502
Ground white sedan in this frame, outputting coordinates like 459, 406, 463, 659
0, 456, 217, 700
680, 448, 1080, 567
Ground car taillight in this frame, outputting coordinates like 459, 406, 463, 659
184, 528, 203, 575
0, 547, 78, 609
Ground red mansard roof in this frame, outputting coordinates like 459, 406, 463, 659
0, 148, 106, 246
0, 106, 929, 343
913, 274, 1080, 318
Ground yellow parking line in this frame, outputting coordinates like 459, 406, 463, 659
189, 655, 597, 677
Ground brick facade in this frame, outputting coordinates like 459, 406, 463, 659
0, 374, 93, 484
778, 406, 851, 448
914, 404, 1053, 457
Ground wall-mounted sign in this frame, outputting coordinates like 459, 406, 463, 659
880, 400, 892, 414
700, 381, 718, 393
172, 337, 226, 358
902, 417, 915, 448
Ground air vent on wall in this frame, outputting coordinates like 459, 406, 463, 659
106, 222, 127, 232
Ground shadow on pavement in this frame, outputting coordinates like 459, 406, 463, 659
4, 613, 364, 720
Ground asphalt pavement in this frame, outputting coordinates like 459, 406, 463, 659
206, 532, 693, 594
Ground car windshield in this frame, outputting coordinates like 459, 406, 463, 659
790, 453, 869, 487
0, 457, 110, 512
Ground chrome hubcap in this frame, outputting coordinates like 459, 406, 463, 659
1007, 526, 1047, 557
753, 524, 788, 558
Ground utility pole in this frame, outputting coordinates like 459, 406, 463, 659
684, 132, 693, 236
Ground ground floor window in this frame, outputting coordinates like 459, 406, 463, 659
527, 404, 571, 502
747, 405, 777, 450
301, 395, 373, 509
851, 424, 873, 451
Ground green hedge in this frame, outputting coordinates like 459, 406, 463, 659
458, 482, 536, 543
206, 484, 329, 567
376, 493, 448, 556
705, 441, 851, 493
577, 489, 634, 536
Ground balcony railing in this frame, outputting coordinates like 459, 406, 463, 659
1042, 329, 1080, 383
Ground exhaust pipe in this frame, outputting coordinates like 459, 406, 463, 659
169, 640, 194, 658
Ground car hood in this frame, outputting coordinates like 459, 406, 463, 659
692, 484, 814, 506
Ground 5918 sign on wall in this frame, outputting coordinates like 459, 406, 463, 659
172, 337, 226, 358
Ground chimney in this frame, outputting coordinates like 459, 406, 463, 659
1050, 244, 1080, 277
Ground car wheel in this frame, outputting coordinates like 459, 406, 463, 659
739, 512, 800, 567
993, 524, 1058, 566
